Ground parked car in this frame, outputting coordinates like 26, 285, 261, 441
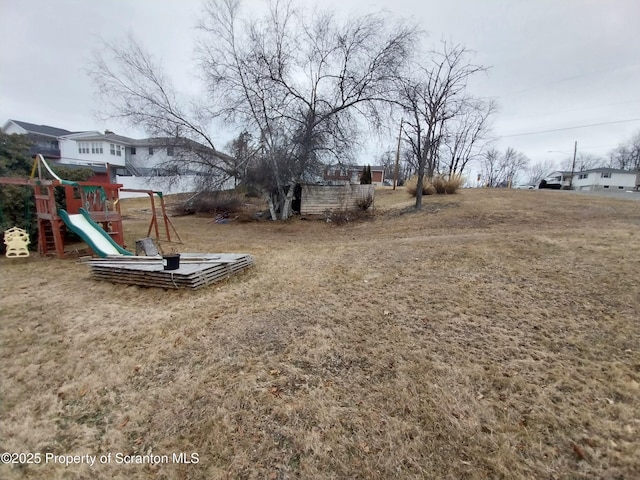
513, 184, 537, 189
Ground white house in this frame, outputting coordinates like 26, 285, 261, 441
571, 168, 639, 192
58, 131, 129, 172
3, 119, 235, 197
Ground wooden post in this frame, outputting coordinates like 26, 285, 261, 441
569, 141, 577, 189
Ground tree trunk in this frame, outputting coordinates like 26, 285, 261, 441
266, 194, 277, 221
280, 184, 296, 220
415, 156, 426, 209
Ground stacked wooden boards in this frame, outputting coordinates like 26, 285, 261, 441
85, 253, 254, 290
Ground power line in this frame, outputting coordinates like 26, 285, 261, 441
483, 63, 640, 99
495, 118, 640, 139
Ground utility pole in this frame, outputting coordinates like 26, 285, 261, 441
393, 119, 403, 190
569, 141, 577, 189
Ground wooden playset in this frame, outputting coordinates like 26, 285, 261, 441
0, 155, 178, 258
1, 155, 254, 289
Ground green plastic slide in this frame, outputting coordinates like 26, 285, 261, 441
58, 208, 132, 257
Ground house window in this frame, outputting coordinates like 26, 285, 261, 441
116, 145, 122, 156
148, 147, 154, 155
601, 172, 611, 178
78, 142, 90, 154
110, 144, 116, 155
578, 173, 588, 180
603, 185, 609, 189
167, 147, 174, 156
91, 142, 103, 154
618, 186, 624, 189
130, 147, 136, 155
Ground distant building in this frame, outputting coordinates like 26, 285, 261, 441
323, 164, 385, 186
2, 119, 234, 197
542, 168, 639, 191
571, 167, 639, 191
2, 119, 78, 160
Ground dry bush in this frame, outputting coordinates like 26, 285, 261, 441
406, 175, 463, 196
405, 176, 436, 196
174, 192, 243, 215
431, 175, 447, 194
325, 208, 373, 225
356, 193, 374, 211
444, 175, 464, 193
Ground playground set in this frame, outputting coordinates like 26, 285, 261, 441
0, 154, 179, 258
0, 155, 254, 289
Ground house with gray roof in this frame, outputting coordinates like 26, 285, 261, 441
571, 167, 639, 191
2, 119, 81, 159
2, 119, 235, 196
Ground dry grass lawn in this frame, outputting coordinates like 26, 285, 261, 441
1, 188, 639, 479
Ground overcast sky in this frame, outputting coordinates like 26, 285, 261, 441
1, 0, 639, 170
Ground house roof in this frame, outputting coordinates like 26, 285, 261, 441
62, 132, 137, 144
7, 119, 74, 137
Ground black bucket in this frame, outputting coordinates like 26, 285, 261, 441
163, 254, 181, 270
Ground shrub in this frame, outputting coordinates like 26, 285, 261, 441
356, 193, 374, 211
176, 192, 243, 215
325, 208, 372, 225
405, 175, 463, 197
444, 175, 464, 194
431, 176, 447, 194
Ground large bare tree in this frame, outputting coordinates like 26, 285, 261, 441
397, 42, 489, 209
197, 0, 417, 218
90, 0, 416, 219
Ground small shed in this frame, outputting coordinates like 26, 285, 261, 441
299, 184, 374, 215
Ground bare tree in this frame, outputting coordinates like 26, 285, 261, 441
198, 0, 417, 218
526, 159, 557, 185
480, 147, 529, 187
89, 35, 237, 191
608, 130, 640, 171
560, 152, 601, 173
396, 42, 489, 209
225, 130, 257, 187
440, 98, 496, 179
90, 1, 416, 219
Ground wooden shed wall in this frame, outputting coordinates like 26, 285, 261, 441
300, 184, 375, 215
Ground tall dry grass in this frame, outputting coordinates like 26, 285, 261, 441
405, 174, 464, 196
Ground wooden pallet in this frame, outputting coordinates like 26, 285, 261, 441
85, 253, 254, 289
